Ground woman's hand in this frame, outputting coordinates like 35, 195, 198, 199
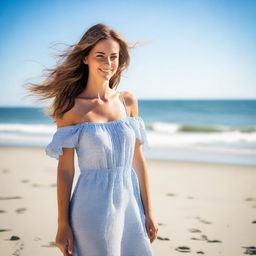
145, 214, 158, 243
55, 223, 74, 256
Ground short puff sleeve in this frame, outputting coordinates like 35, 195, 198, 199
130, 116, 150, 150
45, 126, 80, 160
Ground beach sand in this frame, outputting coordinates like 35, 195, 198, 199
0, 147, 255, 256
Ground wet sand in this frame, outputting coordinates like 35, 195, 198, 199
0, 147, 255, 256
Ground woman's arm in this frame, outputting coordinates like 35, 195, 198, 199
124, 91, 153, 216
124, 91, 158, 242
132, 142, 153, 217
56, 148, 75, 225
55, 115, 76, 225
54, 112, 77, 255
54, 148, 75, 255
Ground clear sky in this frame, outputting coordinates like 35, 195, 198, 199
0, 0, 255, 106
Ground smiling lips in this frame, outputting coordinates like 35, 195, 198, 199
99, 68, 112, 74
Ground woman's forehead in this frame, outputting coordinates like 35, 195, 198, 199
93, 39, 120, 54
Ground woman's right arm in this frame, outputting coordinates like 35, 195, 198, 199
56, 148, 75, 225
55, 112, 77, 225
55, 116, 76, 256
55, 148, 75, 256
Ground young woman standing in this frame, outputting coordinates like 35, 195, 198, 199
27, 23, 158, 256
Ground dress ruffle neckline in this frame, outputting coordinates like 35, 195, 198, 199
57, 116, 142, 130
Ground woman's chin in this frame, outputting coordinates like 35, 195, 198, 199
100, 74, 113, 81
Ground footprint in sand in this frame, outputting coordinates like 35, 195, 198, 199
194, 216, 212, 224
245, 198, 256, 209
0, 210, 6, 213
245, 197, 256, 202
200, 219, 212, 224
2, 168, 9, 174
41, 241, 56, 247
0, 229, 11, 232
175, 246, 191, 253
191, 234, 221, 243
157, 236, 170, 241
191, 237, 204, 241
242, 246, 256, 255
32, 183, 41, 187
12, 241, 24, 256
0, 196, 22, 200
207, 239, 222, 243
15, 208, 27, 214
21, 179, 29, 183
201, 234, 222, 243
188, 228, 201, 233
8, 235, 20, 241
166, 193, 176, 197
32, 183, 55, 187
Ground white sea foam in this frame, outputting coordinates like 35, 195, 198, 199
0, 122, 255, 165
0, 123, 55, 134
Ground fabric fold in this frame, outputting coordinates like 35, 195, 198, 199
45, 126, 81, 160
45, 116, 150, 160
130, 116, 150, 150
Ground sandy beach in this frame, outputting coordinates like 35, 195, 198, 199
0, 147, 255, 256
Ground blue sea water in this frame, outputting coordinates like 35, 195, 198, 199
0, 99, 255, 166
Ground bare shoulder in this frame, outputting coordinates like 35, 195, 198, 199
55, 111, 74, 128
55, 101, 80, 128
120, 91, 139, 117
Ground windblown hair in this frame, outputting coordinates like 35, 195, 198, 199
24, 23, 138, 122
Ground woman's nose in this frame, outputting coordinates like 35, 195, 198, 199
104, 56, 111, 65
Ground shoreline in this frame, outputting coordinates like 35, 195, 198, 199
1, 145, 255, 167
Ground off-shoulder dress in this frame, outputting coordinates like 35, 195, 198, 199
45, 94, 154, 256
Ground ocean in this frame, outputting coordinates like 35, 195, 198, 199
0, 99, 255, 166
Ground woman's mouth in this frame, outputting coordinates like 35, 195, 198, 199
99, 68, 112, 74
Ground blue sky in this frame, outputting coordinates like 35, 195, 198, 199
0, 0, 255, 106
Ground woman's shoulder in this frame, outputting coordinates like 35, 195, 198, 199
55, 95, 94, 128
120, 90, 139, 117
119, 90, 139, 117
55, 104, 80, 128
119, 90, 137, 103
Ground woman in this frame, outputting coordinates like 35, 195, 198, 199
26, 23, 158, 256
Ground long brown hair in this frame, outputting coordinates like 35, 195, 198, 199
24, 23, 138, 122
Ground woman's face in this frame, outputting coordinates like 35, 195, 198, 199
83, 38, 120, 81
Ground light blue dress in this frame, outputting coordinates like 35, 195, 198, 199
45, 110, 154, 256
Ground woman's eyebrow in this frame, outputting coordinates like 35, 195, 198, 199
95, 51, 118, 55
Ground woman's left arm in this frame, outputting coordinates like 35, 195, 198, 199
132, 143, 153, 217
132, 142, 158, 243
123, 90, 158, 242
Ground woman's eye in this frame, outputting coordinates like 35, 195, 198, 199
96, 55, 117, 59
